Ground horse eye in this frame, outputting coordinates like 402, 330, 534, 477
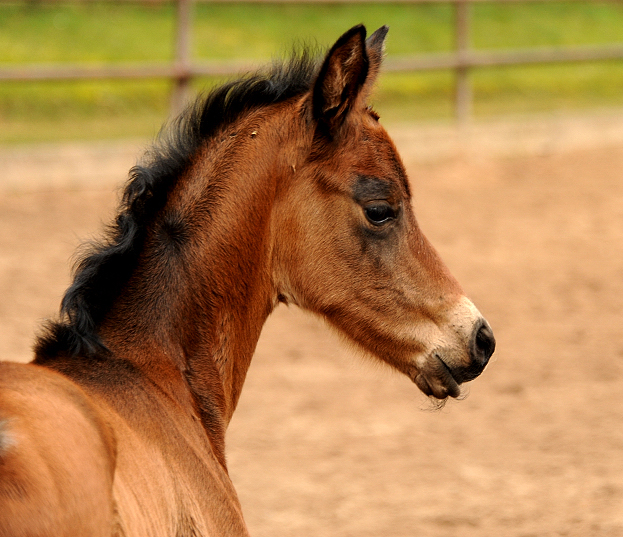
364, 202, 396, 225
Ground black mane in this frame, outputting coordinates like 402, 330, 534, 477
35, 50, 319, 361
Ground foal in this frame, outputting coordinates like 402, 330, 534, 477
0, 25, 494, 536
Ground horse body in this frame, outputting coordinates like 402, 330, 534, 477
0, 25, 494, 536
1, 359, 246, 536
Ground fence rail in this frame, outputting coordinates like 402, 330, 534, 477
1, 0, 623, 123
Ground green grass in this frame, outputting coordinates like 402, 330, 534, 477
472, 2, 623, 49
1, 1, 623, 143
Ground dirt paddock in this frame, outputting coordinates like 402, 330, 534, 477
1, 114, 622, 536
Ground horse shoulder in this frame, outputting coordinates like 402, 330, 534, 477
38, 355, 249, 537
0, 361, 116, 537
106, 399, 250, 537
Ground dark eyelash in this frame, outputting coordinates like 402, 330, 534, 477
367, 107, 380, 121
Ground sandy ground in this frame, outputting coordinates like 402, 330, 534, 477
1, 113, 622, 536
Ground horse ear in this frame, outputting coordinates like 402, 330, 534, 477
364, 25, 389, 93
312, 25, 369, 133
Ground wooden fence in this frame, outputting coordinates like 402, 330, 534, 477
1, 0, 623, 123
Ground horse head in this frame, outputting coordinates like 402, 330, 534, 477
272, 25, 495, 400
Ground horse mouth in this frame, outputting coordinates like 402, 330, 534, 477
413, 351, 490, 400
413, 354, 467, 400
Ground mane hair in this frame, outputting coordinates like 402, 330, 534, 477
35, 49, 320, 361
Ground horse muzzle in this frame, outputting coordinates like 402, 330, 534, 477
412, 304, 496, 400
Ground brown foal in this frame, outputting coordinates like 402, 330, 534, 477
0, 25, 494, 536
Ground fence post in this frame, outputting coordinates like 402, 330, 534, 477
455, 0, 471, 126
171, 0, 193, 115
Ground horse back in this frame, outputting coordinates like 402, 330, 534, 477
0, 361, 116, 537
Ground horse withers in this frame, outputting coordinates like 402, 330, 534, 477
0, 25, 495, 536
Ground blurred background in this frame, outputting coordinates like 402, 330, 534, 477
1, 0, 623, 142
1, 1, 623, 536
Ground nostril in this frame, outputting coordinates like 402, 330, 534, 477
473, 322, 496, 367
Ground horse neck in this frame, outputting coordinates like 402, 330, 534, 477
101, 104, 303, 432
